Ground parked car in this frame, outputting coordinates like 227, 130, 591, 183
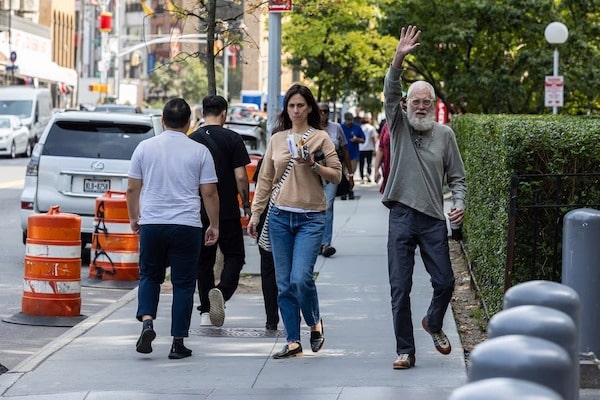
224, 119, 266, 156
93, 104, 143, 113
0, 86, 52, 146
0, 115, 32, 158
227, 103, 260, 122
20, 111, 163, 257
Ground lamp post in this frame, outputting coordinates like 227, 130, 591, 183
544, 22, 569, 114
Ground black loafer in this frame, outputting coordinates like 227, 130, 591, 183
273, 342, 303, 359
310, 319, 325, 352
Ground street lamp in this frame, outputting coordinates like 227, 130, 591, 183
544, 22, 569, 114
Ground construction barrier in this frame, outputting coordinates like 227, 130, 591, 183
239, 155, 260, 229
23, 205, 82, 317
90, 190, 139, 281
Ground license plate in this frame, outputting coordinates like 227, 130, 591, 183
84, 178, 110, 193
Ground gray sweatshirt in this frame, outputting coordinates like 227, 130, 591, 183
382, 66, 466, 221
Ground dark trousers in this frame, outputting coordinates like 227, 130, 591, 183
387, 204, 455, 355
197, 218, 245, 313
259, 246, 280, 327
137, 224, 202, 338
359, 150, 373, 180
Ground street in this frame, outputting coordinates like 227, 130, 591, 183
0, 158, 130, 373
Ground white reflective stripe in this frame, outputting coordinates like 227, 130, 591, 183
25, 243, 80, 259
23, 279, 81, 294
94, 221, 134, 234
249, 183, 256, 192
93, 251, 139, 264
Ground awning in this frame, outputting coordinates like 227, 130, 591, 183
0, 48, 78, 87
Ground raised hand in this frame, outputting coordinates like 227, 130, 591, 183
392, 25, 421, 68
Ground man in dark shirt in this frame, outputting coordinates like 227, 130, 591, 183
341, 112, 365, 200
189, 95, 251, 327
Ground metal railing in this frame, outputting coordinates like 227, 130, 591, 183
504, 172, 600, 291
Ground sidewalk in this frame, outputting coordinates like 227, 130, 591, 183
0, 184, 468, 399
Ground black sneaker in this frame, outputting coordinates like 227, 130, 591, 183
321, 245, 336, 258
168, 342, 192, 359
136, 321, 156, 354
348, 191, 355, 200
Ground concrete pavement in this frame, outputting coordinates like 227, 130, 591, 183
1, 182, 588, 399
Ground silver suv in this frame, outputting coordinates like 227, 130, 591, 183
20, 111, 163, 256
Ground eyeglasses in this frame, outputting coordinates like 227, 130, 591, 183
409, 98, 433, 107
319, 109, 329, 114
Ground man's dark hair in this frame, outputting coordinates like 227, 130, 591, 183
202, 95, 228, 117
162, 98, 191, 129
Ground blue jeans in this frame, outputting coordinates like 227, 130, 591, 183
269, 206, 325, 343
322, 181, 338, 246
137, 224, 202, 338
387, 204, 455, 355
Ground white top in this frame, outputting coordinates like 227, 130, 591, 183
359, 123, 377, 151
128, 130, 218, 227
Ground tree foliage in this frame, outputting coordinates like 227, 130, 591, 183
282, 0, 397, 116
379, 0, 600, 114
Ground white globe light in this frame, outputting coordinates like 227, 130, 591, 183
545, 22, 569, 44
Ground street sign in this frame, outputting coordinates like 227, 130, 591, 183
9, 51, 17, 63
269, 0, 292, 12
5, 65, 18, 71
545, 75, 564, 107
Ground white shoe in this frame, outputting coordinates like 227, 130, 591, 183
200, 313, 212, 326
208, 288, 225, 327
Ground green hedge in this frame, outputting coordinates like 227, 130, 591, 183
451, 115, 600, 315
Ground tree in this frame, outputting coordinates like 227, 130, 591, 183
147, 58, 210, 105
379, 0, 600, 114
282, 0, 397, 117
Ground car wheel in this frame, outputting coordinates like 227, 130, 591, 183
23, 141, 33, 158
10, 141, 16, 159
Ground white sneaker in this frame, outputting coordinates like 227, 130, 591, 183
208, 288, 225, 327
200, 313, 212, 326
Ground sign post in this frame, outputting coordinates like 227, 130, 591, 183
544, 75, 564, 111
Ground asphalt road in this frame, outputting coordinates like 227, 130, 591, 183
0, 158, 131, 373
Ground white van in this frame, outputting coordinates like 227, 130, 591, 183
0, 86, 52, 145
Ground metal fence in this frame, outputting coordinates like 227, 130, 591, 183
504, 173, 600, 291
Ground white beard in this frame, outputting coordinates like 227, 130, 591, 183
407, 109, 435, 131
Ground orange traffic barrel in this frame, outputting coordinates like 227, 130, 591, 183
239, 155, 261, 229
23, 205, 82, 317
90, 191, 139, 281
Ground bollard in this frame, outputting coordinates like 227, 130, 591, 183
449, 377, 562, 400
468, 335, 572, 399
90, 191, 139, 281
488, 305, 577, 400
22, 206, 82, 317
562, 208, 600, 358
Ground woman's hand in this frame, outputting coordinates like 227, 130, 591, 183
247, 220, 258, 239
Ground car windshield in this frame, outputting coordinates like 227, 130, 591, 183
42, 121, 155, 159
0, 100, 32, 118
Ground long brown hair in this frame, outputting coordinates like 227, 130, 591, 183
273, 84, 320, 134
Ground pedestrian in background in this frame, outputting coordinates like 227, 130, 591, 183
341, 112, 365, 199
373, 119, 390, 194
382, 26, 467, 370
247, 84, 342, 359
317, 102, 353, 258
189, 95, 251, 328
251, 158, 280, 331
358, 113, 377, 183
127, 98, 219, 359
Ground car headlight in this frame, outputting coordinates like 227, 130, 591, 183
0, 134, 8, 140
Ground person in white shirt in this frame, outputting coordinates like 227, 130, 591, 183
359, 113, 378, 183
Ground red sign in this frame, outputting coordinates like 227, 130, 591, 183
269, 0, 293, 12
545, 76, 564, 107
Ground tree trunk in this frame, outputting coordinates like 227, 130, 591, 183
206, 0, 217, 96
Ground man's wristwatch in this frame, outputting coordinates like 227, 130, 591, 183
310, 162, 319, 171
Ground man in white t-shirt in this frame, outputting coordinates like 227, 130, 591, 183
127, 98, 220, 360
